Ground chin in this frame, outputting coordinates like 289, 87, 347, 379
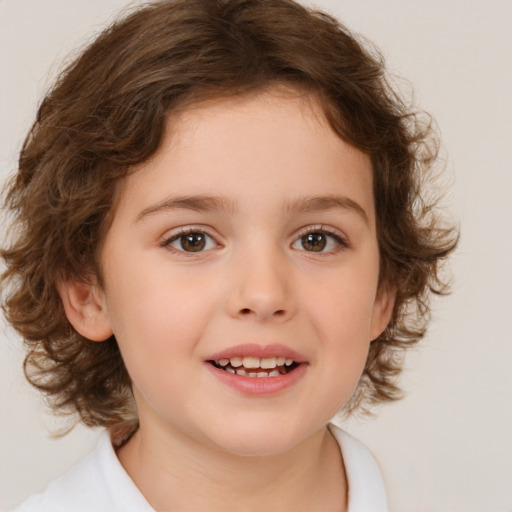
218, 437, 298, 458
204, 419, 313, 458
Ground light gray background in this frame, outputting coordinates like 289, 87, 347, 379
1, 1, 511, 511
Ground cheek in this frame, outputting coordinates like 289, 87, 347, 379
304, 264, 379, 343
313, 302, 373, 411
107, 262, 216, 336
106, 261, 229, 364
313, 292, 373, 372
104, 279, 209, 414
301, 267, 379, 389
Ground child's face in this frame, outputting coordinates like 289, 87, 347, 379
94, 89, 393, 456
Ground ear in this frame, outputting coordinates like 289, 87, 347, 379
369, 283, 396, 341
57, 278, 113, 342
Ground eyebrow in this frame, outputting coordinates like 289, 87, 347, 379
136, 195, 237, 222
284, 195, 370, 225
135, 193, 369, 225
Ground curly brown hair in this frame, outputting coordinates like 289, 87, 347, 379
1, 0, 457, 438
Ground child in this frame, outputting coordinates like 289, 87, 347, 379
1, 0, 457, 510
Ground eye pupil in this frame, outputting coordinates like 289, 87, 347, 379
181, 233, 206, 252
302, 233, 326, 252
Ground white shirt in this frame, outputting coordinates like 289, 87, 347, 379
13, 424, 387, 512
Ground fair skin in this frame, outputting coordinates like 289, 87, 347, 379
59, 87, 394, 512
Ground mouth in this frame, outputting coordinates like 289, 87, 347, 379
208, 356, 300, 378
205, 344, 308, 395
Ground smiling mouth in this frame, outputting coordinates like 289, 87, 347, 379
209, 356, 300, 378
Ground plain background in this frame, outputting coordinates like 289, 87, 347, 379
1, 1, 511, 511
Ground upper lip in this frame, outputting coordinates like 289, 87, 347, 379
206, 343, 308, 363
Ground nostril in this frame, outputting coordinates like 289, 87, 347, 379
236, 307, 290, 320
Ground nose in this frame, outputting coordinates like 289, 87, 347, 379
225, 246, 297, 323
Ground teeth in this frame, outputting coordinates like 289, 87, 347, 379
241, 356, 295, 369
215, 356, 297, 371
242, 357, 260, 369
227, 368, 283, 378
260, 357, 277, 369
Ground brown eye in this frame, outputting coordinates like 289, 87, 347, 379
165, 231, 216, 253
292, 228, 347, 253
301, 233, 327, 252
180, 233, 206, 252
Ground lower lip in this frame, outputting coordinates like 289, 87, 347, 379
205, 362, 308, 396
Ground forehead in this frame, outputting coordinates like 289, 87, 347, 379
116, 88, 375, 224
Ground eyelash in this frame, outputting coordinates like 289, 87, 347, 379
160, 227, 217, 256
294, 225, 349, 254
160, 225, 349, 256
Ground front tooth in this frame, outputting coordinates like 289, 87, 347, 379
236, 368, 247, 376
285, 358, 294, 366
243, 356, 260, 368
269, 370, 280, 377
260, 357, 277, 369
257, 372, 270, 378
219, 358, 229, 366
276, 357, 286, 366
230, 356, 243, 367
248, 372, 258, 377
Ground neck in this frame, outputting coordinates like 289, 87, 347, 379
117, 421, 347, 512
